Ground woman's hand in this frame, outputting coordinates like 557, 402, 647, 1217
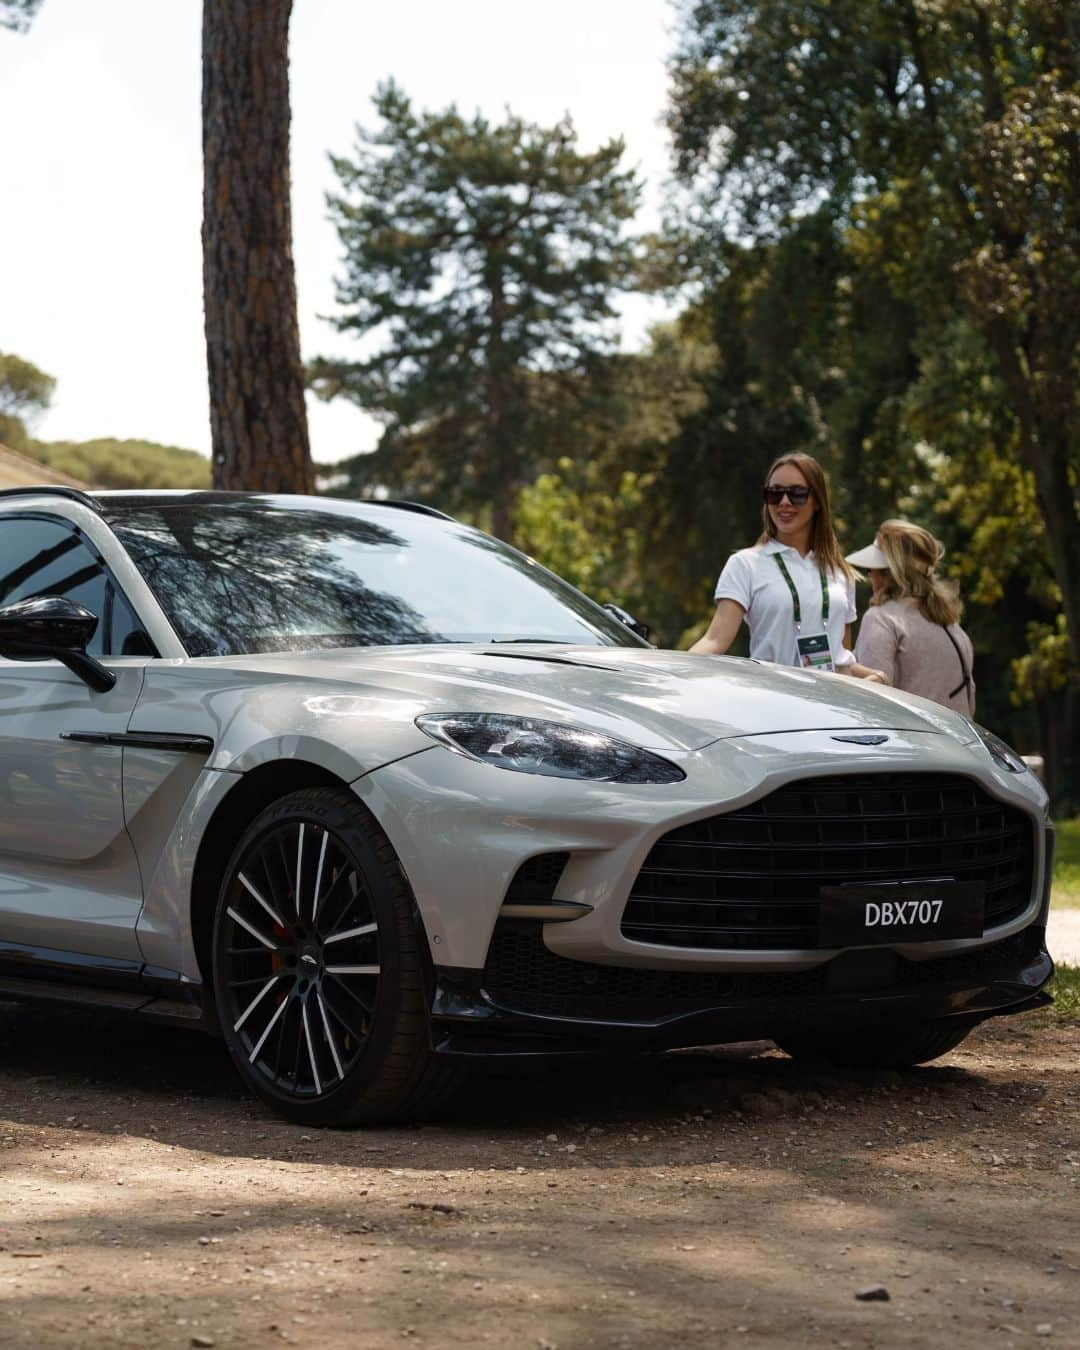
841, 661, 891, 684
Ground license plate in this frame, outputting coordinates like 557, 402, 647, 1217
818, 879, 985, 947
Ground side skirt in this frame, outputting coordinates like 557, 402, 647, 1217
0, 942, 208, 1028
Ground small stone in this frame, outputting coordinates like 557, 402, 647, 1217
1035, 1326, 1053, 1338
191, 1338, 215, 1349
854, 1285, 890, 1302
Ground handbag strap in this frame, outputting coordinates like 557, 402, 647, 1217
942, 625, 973, 706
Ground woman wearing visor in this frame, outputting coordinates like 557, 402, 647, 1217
690, 453, 888, 683
847, 520, 975, 713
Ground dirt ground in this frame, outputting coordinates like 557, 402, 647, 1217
1, 1003, 1077, 1350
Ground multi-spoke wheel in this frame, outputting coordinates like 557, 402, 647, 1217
212, 787, 459, 1125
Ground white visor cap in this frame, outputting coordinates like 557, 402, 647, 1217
846, 542, 888, 570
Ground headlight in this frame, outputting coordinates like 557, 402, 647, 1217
415, 712, 686, 783
970, 722, 1029, 774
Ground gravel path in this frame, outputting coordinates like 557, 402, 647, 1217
1, 1003, 1079, 1348
1048, 909, 1080, 966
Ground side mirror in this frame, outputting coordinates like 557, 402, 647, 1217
602, 602, 651, 643
0, 596, 116, 692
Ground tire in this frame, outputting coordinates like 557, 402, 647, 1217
775, 1019, 975, 1069
211, 786, 461, 1125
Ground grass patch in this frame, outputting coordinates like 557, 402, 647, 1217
1048, 964, 1080, 1022
1051, 816, 1080, 910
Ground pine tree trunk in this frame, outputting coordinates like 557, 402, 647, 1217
485, 261, 516, 542
202, 0, 312, 492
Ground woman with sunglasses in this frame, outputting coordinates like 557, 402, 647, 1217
846, 520, 975, 712
690, 453, 888, 681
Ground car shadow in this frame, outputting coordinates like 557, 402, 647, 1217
0, 999, 1041, 1171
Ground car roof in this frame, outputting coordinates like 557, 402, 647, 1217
0, 486, 453, 521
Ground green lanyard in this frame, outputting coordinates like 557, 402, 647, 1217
774, 554, 830, 630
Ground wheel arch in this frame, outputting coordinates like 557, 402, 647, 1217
189, 759, 350, 993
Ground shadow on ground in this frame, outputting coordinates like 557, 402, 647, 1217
0, 998, 1040, 1176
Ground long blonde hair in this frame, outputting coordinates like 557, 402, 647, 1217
758, 453, 855, 581
873, 519, 962, 626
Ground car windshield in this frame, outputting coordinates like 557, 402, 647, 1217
103, 498, 644, 657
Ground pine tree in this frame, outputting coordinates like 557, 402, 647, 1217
312, 83, 640, 541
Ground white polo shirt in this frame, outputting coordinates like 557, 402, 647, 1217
714, 539, 857, 668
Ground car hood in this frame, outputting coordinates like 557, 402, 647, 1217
195, 644, 972, 753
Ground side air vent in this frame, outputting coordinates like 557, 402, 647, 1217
498, 853, 590, 923
504, 853, 570, 906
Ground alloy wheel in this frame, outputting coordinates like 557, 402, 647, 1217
218, 819, 381, 1099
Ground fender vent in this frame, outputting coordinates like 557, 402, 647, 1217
504, 852, 569, 906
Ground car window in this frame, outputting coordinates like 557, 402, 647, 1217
0, 515, 153, 658
104, 500, 644, 657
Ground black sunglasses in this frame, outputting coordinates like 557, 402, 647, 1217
763, 484, 812, 507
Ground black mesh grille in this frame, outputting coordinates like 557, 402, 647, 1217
485, 923, 737, 1017
480, 924, 1038, 1021
621, 773, 1035, 951
504, 853, 569, 905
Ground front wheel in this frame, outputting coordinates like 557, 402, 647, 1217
775, 1019, 975, 1069
211, 786, 460, 1125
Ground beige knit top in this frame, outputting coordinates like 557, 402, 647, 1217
855, 598, 976, 715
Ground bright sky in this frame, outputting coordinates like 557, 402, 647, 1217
1, 0, 677, 463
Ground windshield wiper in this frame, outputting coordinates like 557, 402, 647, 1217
488, 637, 576, 644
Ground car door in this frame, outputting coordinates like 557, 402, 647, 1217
0, 512, 154, 961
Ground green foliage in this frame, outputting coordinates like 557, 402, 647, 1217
667, 0, 1080, 792
584, 215, 933, 650
1051, 815, 1080, 910
0, 350, 56, 453
513, 317, 721, 646
1047, 965, 1080, 1021
25, 438, 211, 489
0, 413, 30, 450
0, 350, 55, 417
313, 82, 641, 538
517, 462, 653, 613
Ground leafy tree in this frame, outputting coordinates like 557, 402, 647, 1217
515, 322, 716, 643
312, 83, 641, 541
669, 0, 1080, 798
25, 438, 211, 490
202, 0, 311, 491
0, 350, 55, 449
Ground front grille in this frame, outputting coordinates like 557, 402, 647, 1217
621, 773, 1035, 951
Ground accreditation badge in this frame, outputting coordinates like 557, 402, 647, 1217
796, 631, 835, 671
